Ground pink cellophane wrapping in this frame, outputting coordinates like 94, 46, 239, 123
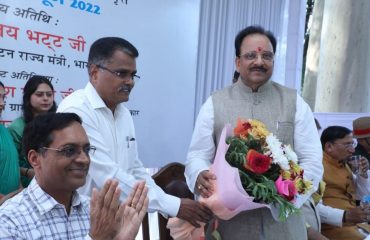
167, 125, 271, 240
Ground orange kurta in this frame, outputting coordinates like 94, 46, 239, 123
321, 152, 364, 240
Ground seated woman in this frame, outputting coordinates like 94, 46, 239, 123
0, 81, 22, 202
7, 76, 56, 187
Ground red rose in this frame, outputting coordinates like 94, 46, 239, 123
244, 149, 272, 174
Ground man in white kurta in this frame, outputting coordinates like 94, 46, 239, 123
58, 37, 212, 226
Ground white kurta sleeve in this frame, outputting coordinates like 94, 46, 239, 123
293, 95, 324, 208
317, 201, 344, 227
185, 97, 215, 193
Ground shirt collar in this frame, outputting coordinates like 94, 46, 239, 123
84, 82, 125, 116
236, 78, 272, 93
323, 152, 346, 168
84, 82, 108, 110
28, 179, 83, 216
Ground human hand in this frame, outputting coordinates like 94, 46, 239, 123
176, 198, 213, 228
359, 156, 369, 178
113, 181, 149, 240
344, 206, 370, 223
195, 170, 216, 198
89, 179, 122, 240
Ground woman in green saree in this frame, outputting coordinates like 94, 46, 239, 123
0, 81, 21, 198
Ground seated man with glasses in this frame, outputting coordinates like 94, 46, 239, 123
0, 112, 148, 239
319, 126, 370, 240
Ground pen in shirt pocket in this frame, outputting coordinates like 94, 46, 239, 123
126, 136, 135, 148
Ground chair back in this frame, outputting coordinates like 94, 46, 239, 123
142, 162, 194, 240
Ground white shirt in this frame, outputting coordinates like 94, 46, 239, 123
0, 179, 91, 240
57, 82, 180, 217
185, 93, 323, 208
318, 171, 370, 227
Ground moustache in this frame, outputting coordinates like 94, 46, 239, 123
118, 85, 132, 93
69, 163, 89, 170
250, 66, 267, 72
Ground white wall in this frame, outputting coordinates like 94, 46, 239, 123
0, 0, 200, 167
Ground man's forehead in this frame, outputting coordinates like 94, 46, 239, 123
106, 50, 136, 68
241, 34, 273, 50
109, 49, 136, 60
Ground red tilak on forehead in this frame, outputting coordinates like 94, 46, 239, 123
257, 47, 262, 52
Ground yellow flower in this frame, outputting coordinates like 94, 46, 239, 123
290, 162, 302, 175
282, 170, 291, 180
303, 179, 312, 191
249, 119, 270, 139
294, 178, 312, 194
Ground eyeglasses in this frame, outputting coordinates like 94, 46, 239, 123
239, 51, 274, 62
333, 141, 357, 149
96, 64, 140, 82
40, 145, 97, 159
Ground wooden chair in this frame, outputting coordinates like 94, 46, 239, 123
142, 162, 194, 240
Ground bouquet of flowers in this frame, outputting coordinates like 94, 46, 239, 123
226, 118, 312, 220
167, 119, 312, 240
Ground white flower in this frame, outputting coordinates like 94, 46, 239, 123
265, 134, 290, 170
284, 145, 298, 163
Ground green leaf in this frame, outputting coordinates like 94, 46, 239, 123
212, 229, 222, 240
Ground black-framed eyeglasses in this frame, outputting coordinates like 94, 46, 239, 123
40, 145, 97, 159
96, 64, 140, 82
239, 51, 274, 62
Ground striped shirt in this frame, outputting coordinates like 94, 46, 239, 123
0, 179, 91, 239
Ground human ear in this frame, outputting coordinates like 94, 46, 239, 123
235, 57, 241, 72
89, 64, 99, 85
324, 142, 333, 153
27, 149, 41, 169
